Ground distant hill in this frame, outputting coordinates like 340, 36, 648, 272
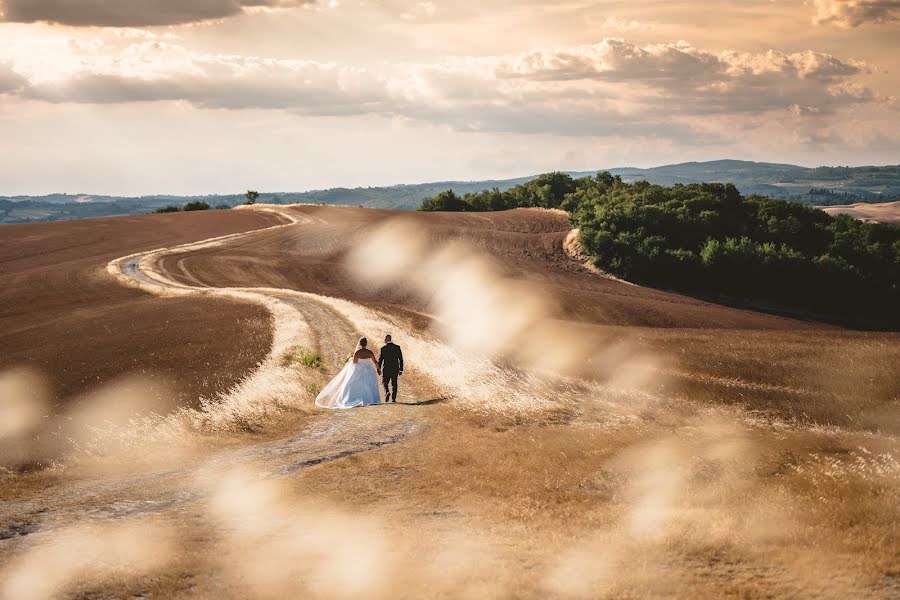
3, 160, 899, 224
603, 161, 900, 203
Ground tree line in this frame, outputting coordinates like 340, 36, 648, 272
419, 172, 900, 328
154, 190, 260, 213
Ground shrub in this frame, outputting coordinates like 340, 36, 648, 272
155, 205, 180, 213
281, 347, 323, 369
183, 201, 211, 212
419, 190, 468, 212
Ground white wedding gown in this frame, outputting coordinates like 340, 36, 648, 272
315, 347, 381, 409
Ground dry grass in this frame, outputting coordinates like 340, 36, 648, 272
2, 206, 898, 598
282, 399, 899, 598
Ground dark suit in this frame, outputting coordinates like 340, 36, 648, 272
378, 342, 404, 402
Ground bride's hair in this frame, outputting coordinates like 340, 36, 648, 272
359, 337, 368, 348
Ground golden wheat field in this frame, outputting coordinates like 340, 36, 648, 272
1, 205, 898, 599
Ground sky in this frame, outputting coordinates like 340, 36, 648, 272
0, 0, 898, 195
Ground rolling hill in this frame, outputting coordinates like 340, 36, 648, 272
2, 160, 899, 224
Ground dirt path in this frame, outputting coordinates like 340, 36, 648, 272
107, 204, 442, 466
0, 206, 444, 593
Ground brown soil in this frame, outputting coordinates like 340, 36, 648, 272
0, 210, 282, 410
820, 200, 900, 225
167, 205, 821, 329
166, 206, 899, 430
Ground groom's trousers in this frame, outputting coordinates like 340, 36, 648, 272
382, 370, 399, 402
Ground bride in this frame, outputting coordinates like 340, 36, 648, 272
315, 337, 382, 409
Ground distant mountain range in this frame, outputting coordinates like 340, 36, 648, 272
3, 160, 899, 224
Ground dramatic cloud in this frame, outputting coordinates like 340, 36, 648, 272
7, 37, 879, 138
813, 0, 900, 27
497, 40, 863, 85
21, 42, 393, 116
0, 0, 896, 195
494, 40, 871, 115
0, 0, 315, 27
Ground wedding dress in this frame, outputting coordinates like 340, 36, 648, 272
315, 343, 381, 409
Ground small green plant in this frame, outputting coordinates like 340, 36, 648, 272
281, 347, 323, 369
305, 382, 322, 398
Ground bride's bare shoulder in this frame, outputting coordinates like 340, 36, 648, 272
355, 348, 374, 357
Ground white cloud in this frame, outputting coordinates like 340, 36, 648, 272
812, 0, 900, 27
0, 35, 886, 144
494, 40, 873, 116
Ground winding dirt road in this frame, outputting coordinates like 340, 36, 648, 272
2, 206, 450, 598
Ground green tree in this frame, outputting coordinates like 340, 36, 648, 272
245, 190, 260, 205
183, 201, 210, 211
419, 190, 468, 212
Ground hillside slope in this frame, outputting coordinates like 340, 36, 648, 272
0, 210, 282, 410
4, 160, 899, 223
163, 205, 898, 428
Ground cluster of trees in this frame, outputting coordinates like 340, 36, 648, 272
420, 172, 579, 212
152, 190, 260, 214
155, 201, 228, 213
788, 187, 879, 207
420, 172, 900, 327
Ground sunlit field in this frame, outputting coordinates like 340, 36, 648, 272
3, 0, 900, 595
1, 205, 897, 599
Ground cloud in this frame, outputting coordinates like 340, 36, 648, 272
23, 41, 390, 113
495, 40, 872, 115
0, 61, 25, 94
3, 36, 882, 143
0, 0, 315, 27
497, 39, 863, 85
812, 0, 900, 27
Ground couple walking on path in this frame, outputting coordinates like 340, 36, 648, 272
315, 335, 404, 409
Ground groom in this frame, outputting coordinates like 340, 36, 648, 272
378, 334, 404, 403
